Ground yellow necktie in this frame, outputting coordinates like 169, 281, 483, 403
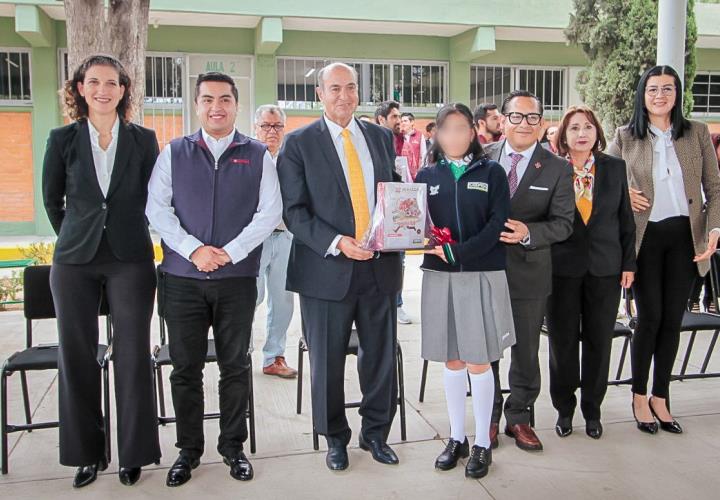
341, 129, 370, 240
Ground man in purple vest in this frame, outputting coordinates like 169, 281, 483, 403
146, 72, 282, 487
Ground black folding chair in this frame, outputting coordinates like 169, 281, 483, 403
622, 252, 720, 383
152, 271, 256, 454
296, 330, 407, 451
1, 265, 112, 474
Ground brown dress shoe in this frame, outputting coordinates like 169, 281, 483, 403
505, 423, 543, 451
489, 423, 499, 449
263, 356, 298, 378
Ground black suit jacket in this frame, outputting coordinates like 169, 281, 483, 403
42, 120, 159, 264
277, 117, 403, 301
551, 152, 637, 277
483, 140, 575, 299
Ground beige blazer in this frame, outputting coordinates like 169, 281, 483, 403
607, 120, 720, 275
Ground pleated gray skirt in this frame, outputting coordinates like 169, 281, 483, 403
421, 269, 516, 364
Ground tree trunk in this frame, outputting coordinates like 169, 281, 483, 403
64, 0, 105, 76
107, 0, 150, 122
64, 0, 151, 122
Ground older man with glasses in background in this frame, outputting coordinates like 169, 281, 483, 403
254, 104, 298, 378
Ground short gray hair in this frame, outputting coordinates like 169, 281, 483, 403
254, 104, 286, 124
316, 62, 358, 88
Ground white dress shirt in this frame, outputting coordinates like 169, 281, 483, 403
87, 115, 120, 197
498, 141, 537, 184
146, 128, 283, 265
648, 124, 690, 222
269, 150, 288, 231
323, 115, 376, 256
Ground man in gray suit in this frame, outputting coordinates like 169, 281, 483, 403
483, 90, 574, 452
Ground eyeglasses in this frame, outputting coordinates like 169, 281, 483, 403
645, 85, 676, 97
504, 112, 543, 126
258, 123, 284, 132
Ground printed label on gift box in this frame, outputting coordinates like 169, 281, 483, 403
361, 182, 429, 251
467, 181, 488, 192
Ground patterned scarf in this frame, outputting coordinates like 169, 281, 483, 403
571, 154, 595, 224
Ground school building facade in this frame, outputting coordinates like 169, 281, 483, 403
1, 0, 719, 236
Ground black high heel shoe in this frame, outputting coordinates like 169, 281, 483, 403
631, 398, 658, 435
649, 397, 683, 434
73, 457, 108, 488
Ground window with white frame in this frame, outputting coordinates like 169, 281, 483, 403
144, 55, 183, 106
0, 49, 31, 104
470, 65, 567, 114
692, 71, 720, 115
277, 57, 447, 112
470, 66, 512, 109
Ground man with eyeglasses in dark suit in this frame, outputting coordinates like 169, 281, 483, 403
482, 90, 574, 453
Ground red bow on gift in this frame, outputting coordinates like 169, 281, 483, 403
430, 226, 456, 245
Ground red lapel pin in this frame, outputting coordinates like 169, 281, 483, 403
534, 162, 542, 169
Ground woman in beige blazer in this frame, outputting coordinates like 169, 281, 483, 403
608, 65, 720, 436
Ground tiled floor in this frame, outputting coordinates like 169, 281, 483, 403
1, 255, 719, 499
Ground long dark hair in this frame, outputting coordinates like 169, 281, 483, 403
427, 103, 485, 165
628, 65, 690, 141
62, 54, 132, 122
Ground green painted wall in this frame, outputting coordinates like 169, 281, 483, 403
697, 48, 720, 70
277, 30, 449, 60
0, 16, 30, 46
30, 46, 60, 236
472, 40, 588, 66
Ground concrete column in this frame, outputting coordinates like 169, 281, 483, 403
656, 0, 688, 87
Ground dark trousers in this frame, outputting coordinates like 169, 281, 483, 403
50, 244, 159, 467
546, 274, 621, 421
491, 298, 546, 426
299, 261, 398, 447
162, 273, 256, 459
632, 216, 696, 399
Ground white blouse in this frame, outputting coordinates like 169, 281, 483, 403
648, 124, 689, 222
87, 116, 120, 198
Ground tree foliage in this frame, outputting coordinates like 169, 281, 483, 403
566, 0, 697, 132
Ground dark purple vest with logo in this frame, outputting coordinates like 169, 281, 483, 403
159, 129, 266, 280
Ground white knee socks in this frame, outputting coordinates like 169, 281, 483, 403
443, 367, 467, 442
469, 369, 494, 448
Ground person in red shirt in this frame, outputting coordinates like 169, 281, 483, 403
400, 112, 428, 180
473, 103, 504, 144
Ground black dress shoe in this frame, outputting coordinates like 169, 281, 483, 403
358, 434, 399, 465
435, 437, 469, 471
555, 417, 573, 438
631, 401, 658, 435
223, 452, 254, 481
465, 445, 492, 479
166, 455, 200, 487
72, 457, 108, 488
649, 398, 683, 434
326, 446, 349, 471
585, 420, 603, 439
118, 467, 141, 486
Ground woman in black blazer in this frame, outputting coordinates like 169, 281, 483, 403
546, 106, 636, 440
42, 55, 160, 488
